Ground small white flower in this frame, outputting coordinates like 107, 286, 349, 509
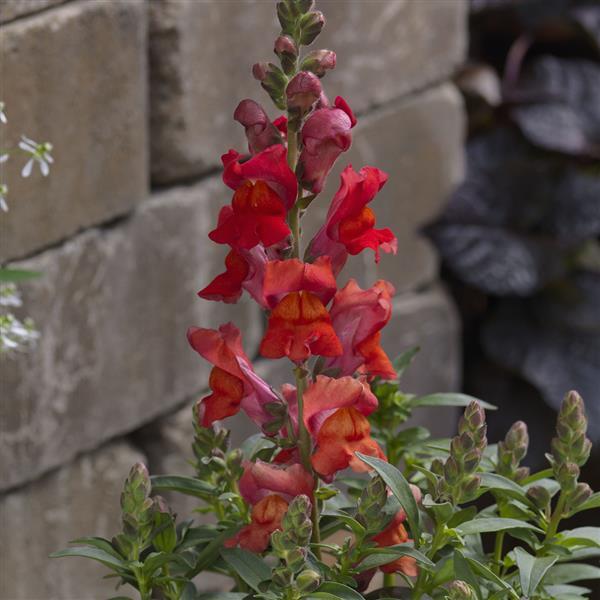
0, 154, 8, 163
0, 102, 6, 125
19, 135, 53, 178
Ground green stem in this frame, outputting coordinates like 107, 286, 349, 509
545, 492, 566, 541
383, 573, 395, 588
493, 531, 505, 575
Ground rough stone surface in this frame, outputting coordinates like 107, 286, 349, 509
0, 440, 145, 600
0, 0, 148, 261
0, 0, 69, 24
0, 177, 264, 491
149, 0, 467, 183
302, 83, 465, 294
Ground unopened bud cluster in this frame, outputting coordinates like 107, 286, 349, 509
432, 402, 487, 504
549, 391, 592, 516
253, 0, 335, 120
270, 495, 320, 596
497, 420, 530, 483
356, 475, 388, 533
114, 463, 175, 559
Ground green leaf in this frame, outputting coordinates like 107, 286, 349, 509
453, 551, 481, 600
150, 475, 215, 498
545, 563, 600, 584
479, 473, 530, 500
392, 346, 419, 379
514, 546, 557, 596
49, 546, 126, 571
456, 517, 543, 535
187, 527, 239, 577
545, 584, 592, 598
356, 544, 434, 571
355, 453, 421, 547
462, 553, 519, 599
0, 268, 42, 282
220, 547, 270, 592
68, 537, 124, 561
410, 393, 496, 410
321, 510, 366, 537
311, 582, 366, 600
421, 494, 453, 525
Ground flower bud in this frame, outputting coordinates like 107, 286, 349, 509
277, 0, 315, 35
296, 569, 321, 593
556, 461, 579, 492
274, 35, 298, 75
226, 448, 243, 471
444, 456, 461, 485
286, 547, 308, 572
272, 566, 293, 588
462, 474, 481, 500
526, 485, 551, 510
300, 49, 336, 77
568, 482, 592, 511
283, 494, 312, 547
514, 465, 530, 483
253, 62, 288, 110
298, 10, 325, 45
447, 580, 476, 599
286, 71, 322, 112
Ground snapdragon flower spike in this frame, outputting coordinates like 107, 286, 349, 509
286, 375, 378, 436
299, 96, 356, 193
309, 165, 396, 274
263, 256, 337, 308
372, 511, 418, 577
198, 246, 269, 307
239, 460, 314, 504
259, 290, 342, 363
234, 99, 284, 154
225, 494, 288, 553
311, 406, 385, 479
187, 323, 279, 430
326, 279, 395, 379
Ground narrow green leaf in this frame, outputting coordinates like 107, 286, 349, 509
453, 551, 481, 600
571, 492, 600, 514
150, 475, 215, 498
393, 346, 419, 379
68, 537, 123, 561
463, 554, 519, 599
49, 546, 126, 571
312, 582, 366, 600
514, 546, 557, 596
320, 510, 366, 537
410, 393, 496, 410
188, 527, 239, 577
355, 453, 421, 547
356, 544, 434, 571
456, 517, 543, 535
545, 563, 600, 584
558, 527, 600, 548
479, 473, 530, 501
220, 547, 270, 592
0, 268, 42, 282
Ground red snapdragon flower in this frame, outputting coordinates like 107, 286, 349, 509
309, 165, 397, 274
187, 323, 279, 430
234, 99, 283, 154
239, 460, 314, 504
222, 145, 297, 210
263, 256, 337, 308
225, 494, 288, 553
286, 375, 378, 437
299, 96, 356, 193
372, 510, 418, 577
325, 279, 396, 379
198, 246, 269, 307
259, 290, 342, 363
311, 406, 386, 479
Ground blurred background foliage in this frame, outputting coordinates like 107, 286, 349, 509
427, 0, 600, 479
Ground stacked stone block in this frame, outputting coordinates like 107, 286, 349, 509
0, 1, 467, 597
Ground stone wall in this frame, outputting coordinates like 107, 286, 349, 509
0, 1, 467, 597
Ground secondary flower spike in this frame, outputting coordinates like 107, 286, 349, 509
187, 323, 279, 430
309, 165, 397, 274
